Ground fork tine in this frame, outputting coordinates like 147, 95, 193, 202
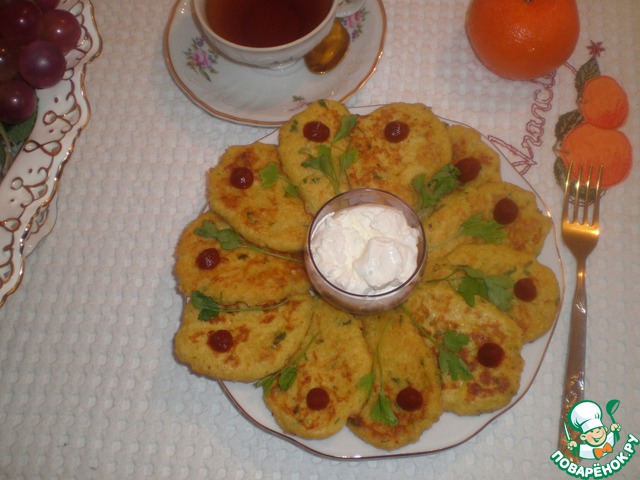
580, 164, 594, 225
563, 161, 573, 221
592, 164, 604, 227
571, 163, 581, 223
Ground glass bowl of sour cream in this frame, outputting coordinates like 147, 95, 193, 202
304, 189, 426, 314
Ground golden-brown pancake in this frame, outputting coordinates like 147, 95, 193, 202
174, 210, 310, 306
436, 244, 561, 343
277, 99, 353, 214
423, 180, 552, 269
347, 103, 453, 209
174, 294, 313, 382
262, 300, 372, 439
208, 142, 311, 252
347, 310, 443, 450
403, 281, 524, 415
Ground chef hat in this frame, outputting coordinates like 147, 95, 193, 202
569, 400, 604, 434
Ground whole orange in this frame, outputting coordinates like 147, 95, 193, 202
465, 0, 580, 80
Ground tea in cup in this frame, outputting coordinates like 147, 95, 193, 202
192, 0, 338, 69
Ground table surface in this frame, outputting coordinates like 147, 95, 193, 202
1, 1, 639, 479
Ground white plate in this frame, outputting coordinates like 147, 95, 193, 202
163, 0, 386, 127
219, 106, 565, 459
0, 0, 103, 308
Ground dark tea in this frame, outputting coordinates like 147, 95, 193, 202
205, 0, 334, 48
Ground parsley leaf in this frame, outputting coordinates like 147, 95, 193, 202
300, 115, 358, 195
191, 291, 290, 321
333, 114, 357, 143
258, 162, 316, 208
277, 364, 298, 391
302, 144, 338, 191
412, 165, 460, 217
456, 266, 514, 312
339, 147, 358, 173
439, 348, 472, 381
371, 391, 399, 426
258, 162, 280, 188
195, 220, 301, 263
357, 371, 375, 400
460, 213, 506, 243
358, 315, 399, 426
255, 333, 319, 394
442, 329, 470, 354
400, 305, 473, 382
456, 271, 487, 307
430, 213, 507, 253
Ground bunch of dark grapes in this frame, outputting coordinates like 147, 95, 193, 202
1, 0, 81, 174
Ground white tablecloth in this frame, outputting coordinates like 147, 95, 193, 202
1, 1, 638, 478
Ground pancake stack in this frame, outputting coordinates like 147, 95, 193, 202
173, 100, 561, 450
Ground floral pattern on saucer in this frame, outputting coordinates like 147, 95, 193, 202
185, 36, 219, 81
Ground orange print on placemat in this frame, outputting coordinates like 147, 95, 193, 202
554, 42, 633, 189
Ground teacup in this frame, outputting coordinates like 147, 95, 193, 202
192, 0, 339, 69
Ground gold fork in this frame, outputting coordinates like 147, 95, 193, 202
558, 161, 604, 461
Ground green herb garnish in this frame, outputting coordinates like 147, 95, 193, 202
460, 213, 507, 243
401, 305, 472, 382
455, 266, 514, 311
412, 165, 460, 217
258, 161, 316, 210
301, 114, 358, 195
333, 114, 357, 143
425, 266, 515, 312
256, 333, 319, 394
429, 213, 506, 252
195, 220, 301, 263
358, 315, 399, 426
191, 291, 290, 321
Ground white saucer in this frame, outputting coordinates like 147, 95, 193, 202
163, 0, 386, 127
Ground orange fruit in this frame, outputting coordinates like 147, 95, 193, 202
465, 0, 580, 80
579, 75, 629, 129
559, 123, 632, 188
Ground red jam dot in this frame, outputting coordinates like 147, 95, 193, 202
384, 120, 410, 143
514, 277, 537, 301
208, 330, 233, 352
230, 167, 254, 189
396, 386, 423, 411
454, 157, 482, 183
477, 342, 505, 368
306, 387, 330, 410
196, 248, 220, 270
493, 197, 519, 224
303, 121, 331, 142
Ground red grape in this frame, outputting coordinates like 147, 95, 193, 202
0, 0, 44, 46
19, 40, 65, 89
0, 39, 20, 82
0, 77, 37, 124
33, 0, 61, 13
41, 9, 82, 54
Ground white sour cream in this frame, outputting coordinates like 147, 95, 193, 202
310, 204, 420, 295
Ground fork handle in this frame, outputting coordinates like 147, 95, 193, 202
558, 257, 588, 460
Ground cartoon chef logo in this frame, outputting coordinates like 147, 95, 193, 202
566, 400, 621, 460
